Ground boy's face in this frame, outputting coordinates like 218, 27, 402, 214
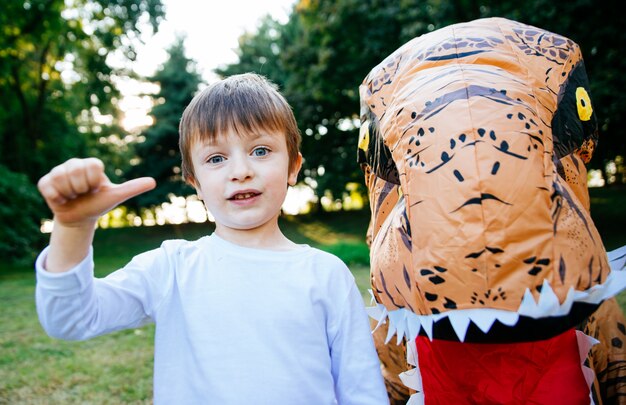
189, 128, 301, 238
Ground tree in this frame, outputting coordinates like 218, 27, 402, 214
126, 37, 203, 208
475, 0, 626, 182
216, 15, 288, 87
216, 1, 403, 200
279, 0, 406, 199
0, 165, 46, 265
0, 0, 163, 264
0, 0, 164, 184
218, 0, 626, 198
216, 0, 478, 201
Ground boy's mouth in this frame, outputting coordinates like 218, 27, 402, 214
228, 191, 260, 200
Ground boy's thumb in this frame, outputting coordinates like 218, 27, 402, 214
108, 177, 157, 205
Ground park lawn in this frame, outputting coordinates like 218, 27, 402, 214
1, 186, 624, 403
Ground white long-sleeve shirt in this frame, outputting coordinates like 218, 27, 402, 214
36, 233, 388, 405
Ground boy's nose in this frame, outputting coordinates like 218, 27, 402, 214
230, 157, 253, 181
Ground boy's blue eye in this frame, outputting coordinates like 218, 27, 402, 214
253, 147, 269, 157
208, 155, 224, 164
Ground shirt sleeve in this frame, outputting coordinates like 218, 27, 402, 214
329, 278, 389, 405
35, 244, 172, 341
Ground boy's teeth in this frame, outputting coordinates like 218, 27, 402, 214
235, 193, 254, 200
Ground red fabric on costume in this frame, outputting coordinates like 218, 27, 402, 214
415, 328, 590, 404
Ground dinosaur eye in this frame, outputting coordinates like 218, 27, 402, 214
358, 120, 370, 152
576, 87, 593, 121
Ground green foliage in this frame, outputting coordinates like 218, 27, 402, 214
218, 0, 626, 198
215, 0, 488, 199
216, 15, 287, 84
126, 38, 203, 208
0, 0, 165, 266
589, 186, 626, 250
474, 1, 626, 177
0, 165, 46, 265
325, 242, 370, 265
0, 0, 164, 184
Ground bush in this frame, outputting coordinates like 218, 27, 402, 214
325, 241, 371, 266
0, 165, 47, 266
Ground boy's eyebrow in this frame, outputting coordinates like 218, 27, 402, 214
234, 131, 280, 142
198, 131, 274, 148
245, 131, 275, 140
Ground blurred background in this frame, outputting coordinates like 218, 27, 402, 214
1, 0, 625, 402
1, 0, 625, 265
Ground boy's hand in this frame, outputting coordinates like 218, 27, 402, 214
38, 158, 156, 227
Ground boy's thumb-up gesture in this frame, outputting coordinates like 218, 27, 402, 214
38, 158, 156, 227
38, 158, 156, 272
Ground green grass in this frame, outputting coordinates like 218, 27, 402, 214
1, 187, 625, 403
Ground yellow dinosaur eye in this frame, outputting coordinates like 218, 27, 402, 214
358, 121, 370, 152
576, 87, 593, 121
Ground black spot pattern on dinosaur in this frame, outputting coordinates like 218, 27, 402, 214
524, 256, 551, 277
429, 275, 445, 285
612, 338, 623, 349
425, 292, 438, 302
471, 287, 507, 305
443, 298, 457, 309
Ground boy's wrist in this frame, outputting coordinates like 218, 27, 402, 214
53, 216, 98, 230
46, 220, 97, 273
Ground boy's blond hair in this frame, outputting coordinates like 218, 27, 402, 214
179, 73, 302, 185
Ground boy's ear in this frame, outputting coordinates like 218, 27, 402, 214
288, 153, 303, 186
187, 177, 204, 200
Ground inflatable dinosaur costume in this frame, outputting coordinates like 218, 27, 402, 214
358, 17, 626, 404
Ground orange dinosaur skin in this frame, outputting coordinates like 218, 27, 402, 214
360, 17, 607, 318
583, 298, 626, 405
359, 17, 626, 403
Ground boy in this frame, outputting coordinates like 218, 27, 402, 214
35, 73, 388, 404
